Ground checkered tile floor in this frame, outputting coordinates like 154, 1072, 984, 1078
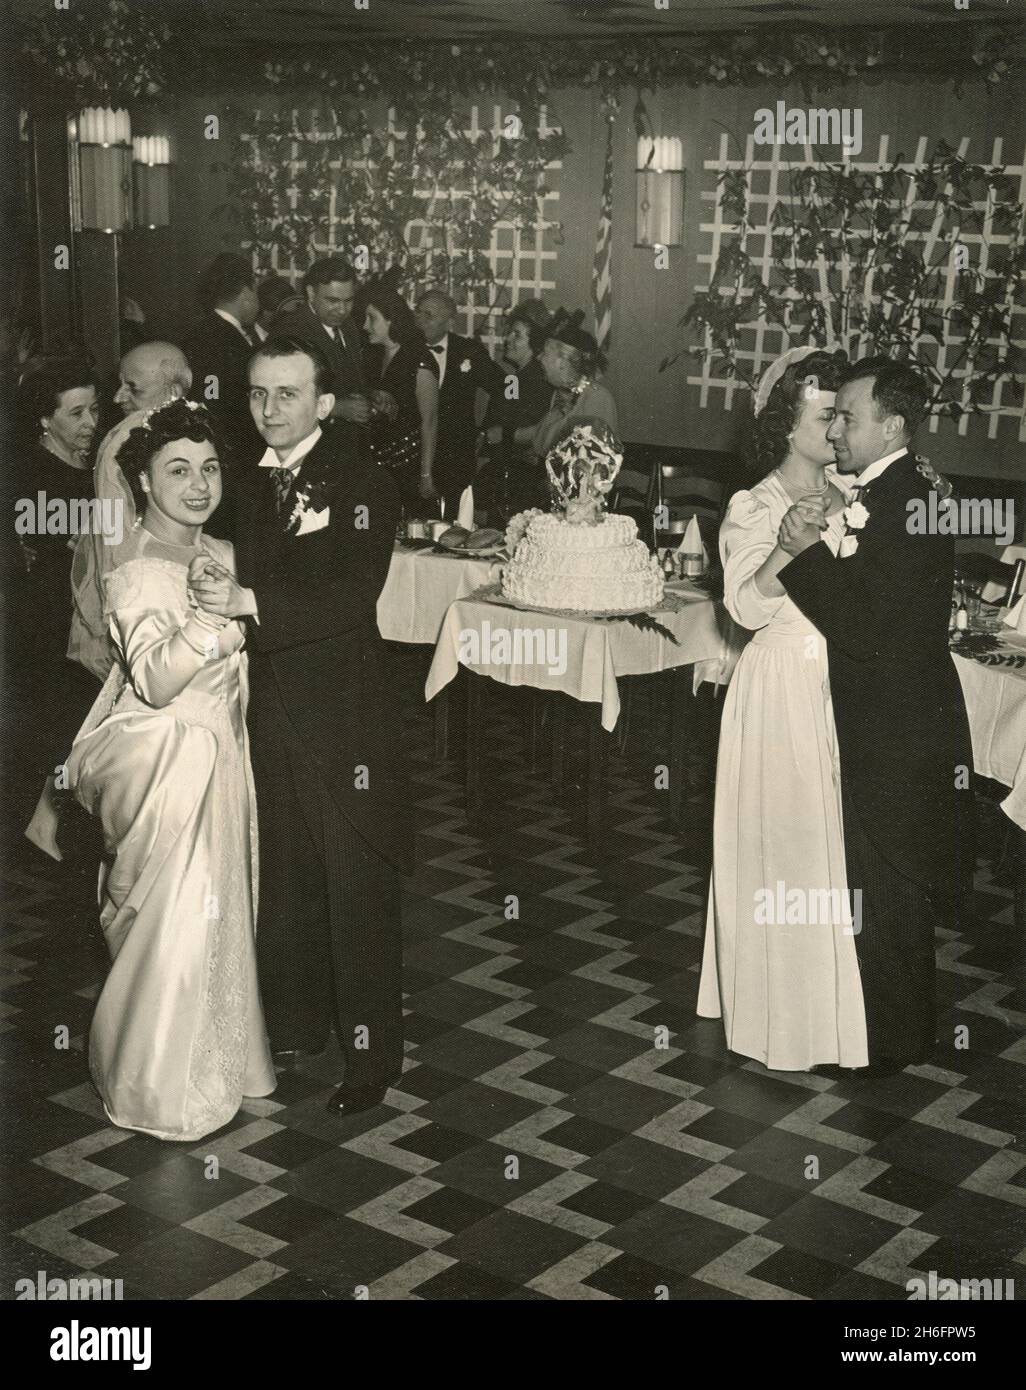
3, 654, 1025, 1300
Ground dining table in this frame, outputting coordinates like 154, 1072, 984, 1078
952, 623, 1026, 994
425, 578, 746, 843
377, 541, 504, 756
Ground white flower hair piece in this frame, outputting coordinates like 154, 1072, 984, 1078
753, 344, 824, 418
138, 397, 204, 432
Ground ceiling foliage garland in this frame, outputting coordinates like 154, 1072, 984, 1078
15, 0, 1017, 110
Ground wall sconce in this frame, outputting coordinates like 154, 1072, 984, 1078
133, 136, 171, 229
636, 136, 683, 248
78, 107, 133, 233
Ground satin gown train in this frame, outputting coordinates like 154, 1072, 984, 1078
67, 528, 275, 1141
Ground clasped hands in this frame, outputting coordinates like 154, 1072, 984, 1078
188, 554, 257, 621
779, 494, 828, 558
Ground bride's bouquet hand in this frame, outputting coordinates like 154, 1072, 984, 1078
190, 557, 258, 620
793, 494, 828, 529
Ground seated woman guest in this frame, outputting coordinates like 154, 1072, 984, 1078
14, 359, 101, 853
697, 346, 868, 1072
533, 310, 618, 462
66, 400, 275, 1140
478, 300, 552, 520
361, 286, 438, 510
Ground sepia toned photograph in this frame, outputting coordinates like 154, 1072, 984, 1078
1, 0, 1024, 1351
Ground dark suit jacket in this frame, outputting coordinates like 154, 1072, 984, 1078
780, 451, 972, 897
182, 312, 262, 464
431, 333, 504, 494
234, 430, 410, 872
271, 303, 366, 399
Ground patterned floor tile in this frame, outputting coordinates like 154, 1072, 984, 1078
3, 651, 1023, 1299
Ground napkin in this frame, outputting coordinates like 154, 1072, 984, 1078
1003, 594, 1026, 635
457, 485, 475, 532
675, 514, 707, 565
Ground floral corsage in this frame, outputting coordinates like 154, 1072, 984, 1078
839, 497, 869, 557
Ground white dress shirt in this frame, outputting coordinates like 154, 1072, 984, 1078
257, 425, 323, 474
852, 446, 907, 491
214, 307, 254, 346
427, 333, 449, 387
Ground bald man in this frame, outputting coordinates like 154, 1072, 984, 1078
67, 342, 194, 678
113, 341, 192, 418
414, 290, 503, 518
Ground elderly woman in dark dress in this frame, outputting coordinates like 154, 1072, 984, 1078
478, 299, 553, 520
12, 358, 102, 857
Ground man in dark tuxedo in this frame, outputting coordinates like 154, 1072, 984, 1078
778, 359, 973, 1076
182, 253, 262, 465
190, 334, 410, 1116
272, 256, 383, 428
414, 289, 504, 518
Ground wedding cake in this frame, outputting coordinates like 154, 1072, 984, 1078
501, 425, 664, 614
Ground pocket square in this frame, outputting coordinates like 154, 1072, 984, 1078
295, 505, 330, 535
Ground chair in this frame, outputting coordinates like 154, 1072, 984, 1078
648, 456, 729, 555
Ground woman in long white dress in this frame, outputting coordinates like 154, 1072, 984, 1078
698, 347, 869, 1071
67, 400, 275, 1140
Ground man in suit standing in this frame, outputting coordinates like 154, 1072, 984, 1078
190, 334, 410, 1115
778, 358, 973, 1077
272, 256, 391, 428
414, 289, 504, 518
182, 253, 262, 464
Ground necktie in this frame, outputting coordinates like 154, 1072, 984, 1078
271, 467, 294, 514
334, 327, 346, 350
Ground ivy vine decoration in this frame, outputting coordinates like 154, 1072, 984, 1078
666, 140, 1026, 426
224, 100, 567, 313
14, 4, 1016, 111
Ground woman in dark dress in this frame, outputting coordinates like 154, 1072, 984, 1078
478, 300, 553, 521
11, 358, 102, 857
361, 287, 439, 513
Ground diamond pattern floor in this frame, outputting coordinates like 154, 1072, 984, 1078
2, 653, 1025, 1300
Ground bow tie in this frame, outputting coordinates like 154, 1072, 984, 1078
429, 342, 445, 354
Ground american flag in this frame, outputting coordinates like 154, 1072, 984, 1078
592, 113, 614, 356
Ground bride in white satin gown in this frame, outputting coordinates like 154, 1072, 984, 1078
698, 348, 868, 1071
67, 400, 275, 1140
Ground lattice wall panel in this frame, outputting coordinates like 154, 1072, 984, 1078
246, 105, 562, 359
691, 133, 1026, 441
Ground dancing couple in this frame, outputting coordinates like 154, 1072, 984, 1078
699, 347, 972, 1077
65, 336, 409, 1140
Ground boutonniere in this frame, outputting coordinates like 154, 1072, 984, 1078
283, 460, 335, 536
839, 495, 869, 557
459, 358, 472, 373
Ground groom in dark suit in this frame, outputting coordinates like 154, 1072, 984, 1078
191, 334, 410, 1115
778, 358, 972, 1076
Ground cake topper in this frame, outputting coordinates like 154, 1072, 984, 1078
545, 422, 623, 525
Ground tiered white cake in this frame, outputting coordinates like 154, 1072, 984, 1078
503, 510, 664, 613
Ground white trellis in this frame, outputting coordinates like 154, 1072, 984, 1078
692, 132, 1026, 441
245, 105, 563, 360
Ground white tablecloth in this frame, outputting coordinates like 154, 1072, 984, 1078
953, 646, 1026, 831
377, 546, 502, 644
425, 586, 746, 731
